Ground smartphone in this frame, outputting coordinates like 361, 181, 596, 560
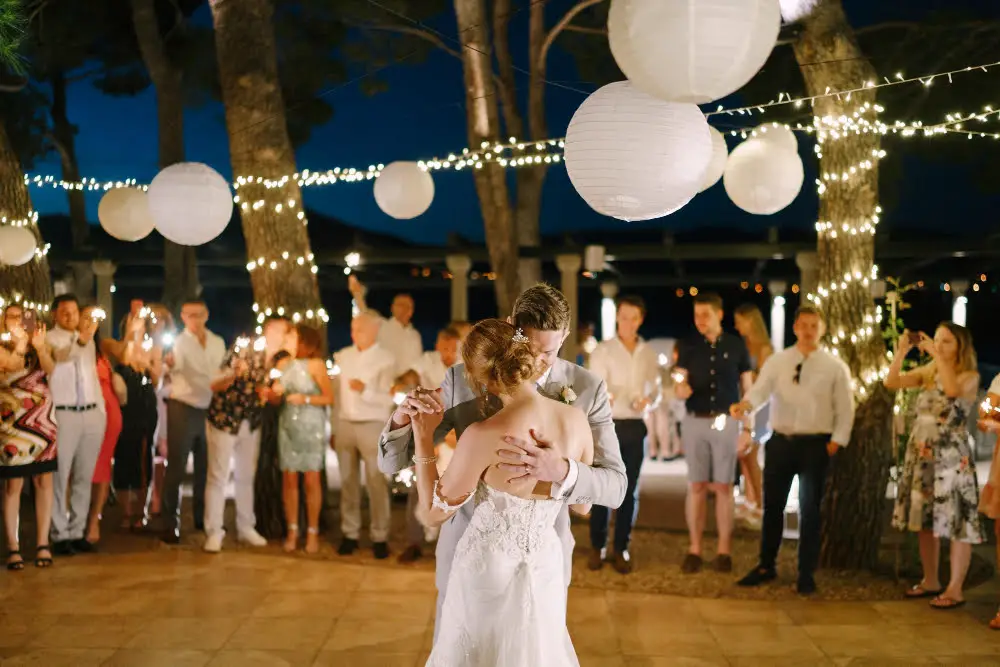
22, 310, 36, 335
907, 332, 921, 345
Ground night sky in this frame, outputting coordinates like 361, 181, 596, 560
20, 0, 1000, 358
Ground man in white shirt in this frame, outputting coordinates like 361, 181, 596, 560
334, 311, 397, 559
47, 295, 107, 556
161, 300, 227, 543
731, 304, 854, 595
349, 277, 423, 376
397, 326, 461, 563
587, 296, 660, 574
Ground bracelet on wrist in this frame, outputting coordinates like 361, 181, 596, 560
412, 454, 438, 465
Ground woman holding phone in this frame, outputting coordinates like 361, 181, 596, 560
885, 323, 983, 610
0, 304, 58, 569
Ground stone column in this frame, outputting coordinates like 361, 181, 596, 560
556, 254, 582, 361
795, 251, 818, 298
445, 254, 472, 322
951, 279, 969, 327
768, 280, 787, 352
599, 281, 619, 342
92, 260, 116, 338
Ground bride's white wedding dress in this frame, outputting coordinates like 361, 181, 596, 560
426, 480, 579, 667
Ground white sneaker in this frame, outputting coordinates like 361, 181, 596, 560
238, 529, 267, 547
203, 531, 224, 553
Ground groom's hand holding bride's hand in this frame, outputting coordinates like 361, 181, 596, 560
391, 386, 445, 429
497, 430, 570, 484
409, 389, 445, 437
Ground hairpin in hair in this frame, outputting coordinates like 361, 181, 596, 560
512, 328, 529, 344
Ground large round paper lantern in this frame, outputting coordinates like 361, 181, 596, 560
753, 122, 797, 154
0, 226, 37, 266
373, 161, 435, 220
608, 0, 781, 104
564, 81, 712, 221
147, 162, 233, 246
699, 126, 729, 192
724, 138, 804, 215
98, 187, 155, 242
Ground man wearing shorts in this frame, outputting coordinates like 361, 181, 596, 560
674, 292, 753, 574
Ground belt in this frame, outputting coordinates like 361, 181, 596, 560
690, 412, 726, 419
56, 403, 98, 412
774, 432, 830, 440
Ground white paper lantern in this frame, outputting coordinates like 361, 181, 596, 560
564, 81, 712, 221
699, 126, 729, 192
147, 162, 233, 246
0, 226, 37, 266
724, 138, 804, 215
98, 187, 155, 242
608, 0, 781, 104
753, 122, 798, 154
373, 161, 435, 220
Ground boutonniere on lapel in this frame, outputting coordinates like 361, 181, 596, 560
557, 386, 577, 404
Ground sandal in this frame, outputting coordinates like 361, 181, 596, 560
6, 549, 24, 571
304, 526, 320, 555
34, 545, 53, 569
989, 611, 1000, 630
930, 596, 966, 610
283, 524, 299, 553
905, 584, 943, 599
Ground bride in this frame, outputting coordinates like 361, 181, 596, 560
411, 318, 593, 666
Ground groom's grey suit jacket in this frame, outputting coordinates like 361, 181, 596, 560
377, 357, 627, 604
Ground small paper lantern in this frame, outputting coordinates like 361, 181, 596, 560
0, 226, 37, 266
753, 123, 798, 154
98, 187, 155, 242
373, 161, 435, 220
699, 126, 729, 192
608, 0, 781, 104
564, 81, 712, 221
724, 138, 804, 215
147, 162, 233, 246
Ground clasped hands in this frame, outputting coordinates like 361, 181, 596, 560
730, 401, 839, 456
395, 386, 569, 485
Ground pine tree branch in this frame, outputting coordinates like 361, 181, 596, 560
541, 0, 606, 64
563, 24, 606, 36
356, 22, 462, 60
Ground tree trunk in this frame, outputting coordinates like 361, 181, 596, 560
48, 70, 88, 249
210, 0, 323, 537
792, 0, 894, 570
0, 121, 52, 307
454, 0, 519, 315
130, 0, 199, 313
209, 0, 320, 317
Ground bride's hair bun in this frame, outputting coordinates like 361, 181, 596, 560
462, 318, 538, 396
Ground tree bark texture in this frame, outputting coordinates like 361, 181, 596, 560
48, 70, 88, 249
792, 0, 894, 570
130, 0, 200, 313
0, 121, 52, 307
454, 0, 519, 315
209, 0, 320, 318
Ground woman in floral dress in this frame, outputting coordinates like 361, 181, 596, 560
0, 304, 58, 569
885, 322, 983, 610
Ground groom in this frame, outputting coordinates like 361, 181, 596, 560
378, 283, 627, 639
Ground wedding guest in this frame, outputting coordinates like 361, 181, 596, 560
349, 276, 422, 376
587, 296, 660, 574
82, 306, 125, 548
202, 318, 289, 553
646, 347, 684, 461
976, 373, 1000, 629
674, 292, 753, 574
145, 304, 174, 520
731, 305, 853, 594
1, 305, 57, 569
397, 326, 461, 564
269, 324, 333, 554
161, 300, 226, 543
334, 311, 396, 559
733, 303, 774, 521
886, 323, 983, 609
47, 295, 106, 556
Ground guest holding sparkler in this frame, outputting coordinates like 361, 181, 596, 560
886, 324, 983, 610
265, 324, 334, 554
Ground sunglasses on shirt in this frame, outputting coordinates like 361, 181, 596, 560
793, 361, 803, 385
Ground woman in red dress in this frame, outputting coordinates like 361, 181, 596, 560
83, 306, 123, 548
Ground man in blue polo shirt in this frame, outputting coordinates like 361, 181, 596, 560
674, 292, 753, 574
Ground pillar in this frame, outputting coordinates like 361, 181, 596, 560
599, 281, 619, 343
951, 280, 969, 327
92, 260, 116, 339
445, 254, 472, 322
556, 253, 582, 361
795, 251, 818, 299
768, 280, 787, 352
